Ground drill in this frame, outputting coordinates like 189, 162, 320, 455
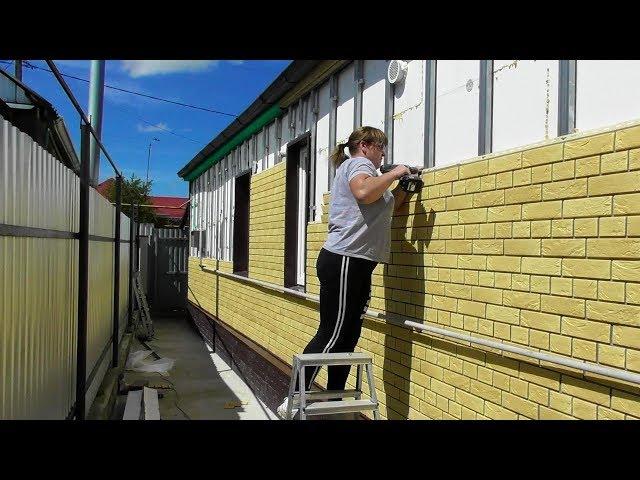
379, 164, 424, 193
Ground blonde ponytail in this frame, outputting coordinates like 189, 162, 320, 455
330, 142, 349, 168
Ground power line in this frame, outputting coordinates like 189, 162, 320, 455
8, 60, 239, 118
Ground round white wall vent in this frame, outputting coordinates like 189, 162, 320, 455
387, 60, 408, 84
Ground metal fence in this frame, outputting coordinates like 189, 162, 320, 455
0, 116, 131, 419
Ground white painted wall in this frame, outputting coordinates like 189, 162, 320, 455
435, 60, 480, 168
576, 60, 640, 132
336, 63, 355, 143
315, 82, 331, 221
393, 60, 425, 168
362, 59, 386, 132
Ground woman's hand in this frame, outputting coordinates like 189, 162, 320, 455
389, 164, 411, 179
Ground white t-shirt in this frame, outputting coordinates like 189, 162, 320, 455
323, 157, 394, 263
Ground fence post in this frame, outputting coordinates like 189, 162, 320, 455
128, 203, 134, 330
112, 175, 122, 367
75, 123, 91, 420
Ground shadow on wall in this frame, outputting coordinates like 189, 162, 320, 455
381, 196, 435, 419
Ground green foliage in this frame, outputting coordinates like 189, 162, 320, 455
105, 174, 157, 224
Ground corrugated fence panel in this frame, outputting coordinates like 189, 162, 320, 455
0, 117, 79, 419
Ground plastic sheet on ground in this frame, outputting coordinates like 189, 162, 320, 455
126, 349, 175, 373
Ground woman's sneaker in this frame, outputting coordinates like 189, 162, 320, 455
277, 397, 298, 419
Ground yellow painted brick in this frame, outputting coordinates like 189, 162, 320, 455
541, 294, 585, 317
473, 240, 503, 255
572, 218, 597, 238
550, 277, 573, 297
492, 370, 512, 391
599, 217, 626, 237
601, 151, 629, 174
513, 221, 531, 238
562, 317, 611, 342
502, 391, 538, 419
530, 329, 550, 349
487, 256, 521, 273
446, 194, 473, 211
488, 153, 521, 174
455, 390, 485, 414
465, 177, 481, 193
504, 239, 540, 256
479, 223, 494, 238
588, 239, 640, 259
512, 273, 530, 291
433, 166, 459, 184
530, 220, 550, 238
575, 155, 600, 178
458, 207, 488, 225
471, 286, 502, 305
628, 283, 640, 305
522, 143, 563, 167
572, 338, 597, 361
562, 259, 610, 280
520, 310, 560, 332
572, 397, 598, 420
459, 160, 488, 179
513, 168, 532, 186
522, 257, 561, 276
493, 322, 511, 340
473, 190, 505, 207
542, 239, 586, 258
598, 344, 626, 368
486, 304, 520, 324
613, 193, 640, 215
598, 406, 626, 420
531, 164, 552, 183
477, 272, 493, 287
504, 185, 541, 204
616, 125, 640, 150
530, 275, 550, 294
628, 350, 640, 373
494, 272, 512, 288
550, 333, 572, 355
469, 379, 502, 404
564, 132, 615, 160
612, 261, 640, 282
598, 281, 625, 303
549, 391, 573, 414
496, 171, 513, 189
481, 174, 496, 191
588, 300, 640, 326
528, 383, 549, 406
458, 254, 487, 270
550, 219, 573, 237
612, 325, 640, 349
539, 406, 575, 420
484, 402, 518, 420
542, 178, 587, 201
573, 279, 598, 299
511, 325, 529, 345
445, 240, 473, 254
503, 290, 540, 310
611, 389, 640, 417
564, 196, 613, 218
628, 216, 640, 236
522, 201, 563, 220
589, 171, 640, 196
487, 205, 521, 222
632, 149, 640, 170
457, 299, 486, 317
495, 222, 512, 239
552, 160, 575, 181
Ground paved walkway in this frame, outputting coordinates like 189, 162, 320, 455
113, 313, 278, 420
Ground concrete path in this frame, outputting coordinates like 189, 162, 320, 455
114, 313, 278, 420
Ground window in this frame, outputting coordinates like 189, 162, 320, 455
284, 134, 311, 289
233, 172, 250, 275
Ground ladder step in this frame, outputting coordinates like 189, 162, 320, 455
294, 352, 372, 367
293, 389, 359, 402
303, 399, 378, 416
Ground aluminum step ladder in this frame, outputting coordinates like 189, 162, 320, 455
284, 352, 380, 420
133, 271, 154, 340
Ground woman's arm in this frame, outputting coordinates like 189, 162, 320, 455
349, 165, 410, 204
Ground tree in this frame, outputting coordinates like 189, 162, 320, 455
105, 174, 158, 225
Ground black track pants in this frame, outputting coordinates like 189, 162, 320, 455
298, 248, 377, 392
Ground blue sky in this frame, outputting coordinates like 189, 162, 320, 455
0, 59, 291, 197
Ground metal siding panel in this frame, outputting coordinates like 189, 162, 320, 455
392, 60, 425, 168
362, 60, 387, 132
336, 63, 355, 143
315, 81, 331, 218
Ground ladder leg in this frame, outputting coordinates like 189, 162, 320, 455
286, 358, 298, 420
299, 363, 307, 420
365, 362, 380, 420
355, 365, 363, 400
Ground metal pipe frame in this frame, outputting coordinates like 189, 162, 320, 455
200, 265, 640, 387
558, 60, 577, 136
112, 175, 122, 367
478, 60, 494, 156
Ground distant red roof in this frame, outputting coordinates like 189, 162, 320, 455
149, 196, 188, 220
96, 178, 115, 198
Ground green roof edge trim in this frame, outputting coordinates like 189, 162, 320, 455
185, 104, 282, 182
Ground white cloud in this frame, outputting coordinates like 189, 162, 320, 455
121, 60, 220, 78
137, 122, 170, 132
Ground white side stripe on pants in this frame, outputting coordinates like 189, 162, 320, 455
308, 256, 349, 388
